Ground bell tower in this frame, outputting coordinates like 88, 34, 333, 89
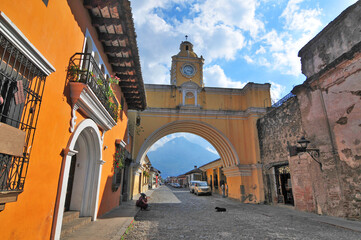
170, 40, 204, 107
170, 40, 204, 87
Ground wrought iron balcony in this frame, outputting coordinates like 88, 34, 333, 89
0, 32, 50, 209
67, 53, 119, 122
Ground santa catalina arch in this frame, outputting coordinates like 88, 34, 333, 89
129, 41, 271, 202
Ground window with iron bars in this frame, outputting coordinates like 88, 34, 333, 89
0, 33, 47, 192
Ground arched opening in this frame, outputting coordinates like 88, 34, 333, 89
65, 128, 100, 216
147, 133, 219, 176
54, 119, 103, 239
136, 120, 239, 168
133, 126, 233, 197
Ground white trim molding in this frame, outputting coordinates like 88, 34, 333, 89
55, 119, 103, 240
73, 84, 117, 131
0, 12, 55, 75
180, 81, 201, 106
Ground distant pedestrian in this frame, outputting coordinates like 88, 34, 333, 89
136, 193, 150, 210
221, 183, 225, 198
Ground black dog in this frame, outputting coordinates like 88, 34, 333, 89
215, 207, 226, 212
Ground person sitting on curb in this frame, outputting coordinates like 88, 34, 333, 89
136, 193, 150, 211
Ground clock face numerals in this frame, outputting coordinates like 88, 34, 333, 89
182, 64, 195, 77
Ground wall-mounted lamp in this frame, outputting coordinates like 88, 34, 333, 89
136, 115, 141, 126
289, 136, 322, 168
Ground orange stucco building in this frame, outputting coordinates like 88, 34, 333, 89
0, 0, 145, 239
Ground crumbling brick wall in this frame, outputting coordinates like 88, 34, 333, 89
257, 97, 305, 204
293, 52, 361, 219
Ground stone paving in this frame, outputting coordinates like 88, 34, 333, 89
124, 185, 361, 240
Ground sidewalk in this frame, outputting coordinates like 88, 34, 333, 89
62, 189, 154, 240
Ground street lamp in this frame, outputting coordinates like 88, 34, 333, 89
289, 136, 322, 169
297, 136, 310, 151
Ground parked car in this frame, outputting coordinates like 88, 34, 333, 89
189, 180, 201, 193
194, 181, 212, 196
173, 183, 181, 188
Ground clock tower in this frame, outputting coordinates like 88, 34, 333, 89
170, 41, 204, 106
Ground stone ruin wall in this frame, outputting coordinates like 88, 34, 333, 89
295, 1, 361, 219
257, 98, 305, 205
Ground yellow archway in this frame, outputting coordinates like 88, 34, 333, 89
128, 81, 270, 203
128, 41, 271, 203
135, 120, 239, 168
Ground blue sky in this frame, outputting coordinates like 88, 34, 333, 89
131, 0, 357, 158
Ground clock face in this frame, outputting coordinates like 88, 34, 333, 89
182, 64, 195, 77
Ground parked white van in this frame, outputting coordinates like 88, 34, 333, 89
189, 181, 201, 193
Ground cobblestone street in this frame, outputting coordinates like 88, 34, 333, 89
124, 186, 361, 240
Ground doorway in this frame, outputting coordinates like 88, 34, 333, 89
54, 119, 103, 240
138, 173, 142, 193
213, 169, 218, 190
275, 165, 294, 205
64, 154, 77, 211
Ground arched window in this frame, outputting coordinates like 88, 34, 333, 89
185, 91, 195, 105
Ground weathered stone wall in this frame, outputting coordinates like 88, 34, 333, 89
293, 51, 361, 219
288, 153, 317, 212
257, 97, 304, 204
293, 0, 361, 220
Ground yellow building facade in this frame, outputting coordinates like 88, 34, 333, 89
132, 155, 151, 197
199, 159, 225, 195
129, 41, 271, 203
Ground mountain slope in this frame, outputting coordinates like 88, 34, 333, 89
147, 136, 219, 178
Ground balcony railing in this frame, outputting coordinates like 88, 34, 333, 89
67, 53, 119, 121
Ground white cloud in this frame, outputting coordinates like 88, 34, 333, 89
148, 133, 219, 156
190, 0, 264, 37
281, 0, 322, 33
255, 46, 266, 54
131, 0, 326, 87
270, 81, 286, 102
148, 134, 179, 153
206, 147, 218, 155
244, 0, 323, 76
262, 30, 285, 52
204, 65, 245, 88
244, 55, 254, 63
131, 0, 263, 84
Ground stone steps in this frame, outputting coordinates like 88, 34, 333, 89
62, 211, 80, 224
61, 211, 91, 238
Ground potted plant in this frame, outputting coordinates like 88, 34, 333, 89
143, 170, 149, 177
114, 148, 125, 169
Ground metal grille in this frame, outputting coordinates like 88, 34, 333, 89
0, 34, 46, 191
272, 92, 295, 108
67, 53, 119, 121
